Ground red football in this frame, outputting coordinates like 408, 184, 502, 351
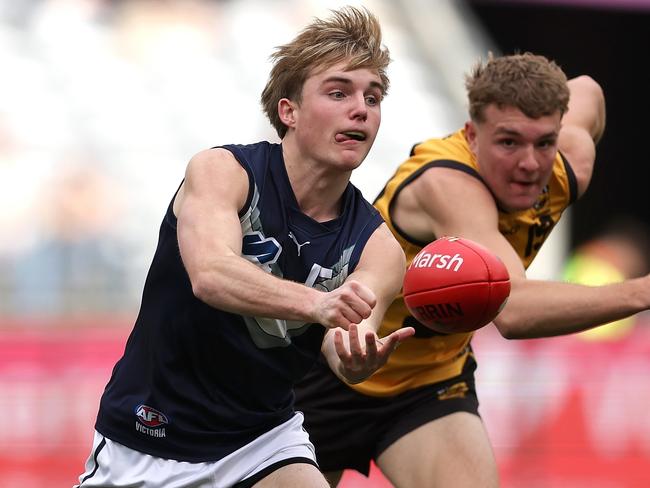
403, 236, 511, 334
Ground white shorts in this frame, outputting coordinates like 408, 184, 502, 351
74, 412, 318, 488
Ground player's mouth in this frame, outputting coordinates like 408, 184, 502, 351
335, 131, 367, 143
511, 180, 537, 191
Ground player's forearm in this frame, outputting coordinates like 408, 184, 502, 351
494, 276, 650, 339
191, 255, 321, 321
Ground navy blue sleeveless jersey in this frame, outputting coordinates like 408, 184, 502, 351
94, 141, 383, 462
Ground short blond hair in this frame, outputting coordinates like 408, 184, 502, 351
261, 6, 391, 138
465, 52, 569, 122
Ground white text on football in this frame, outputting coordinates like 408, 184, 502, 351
410, 252, 464, 272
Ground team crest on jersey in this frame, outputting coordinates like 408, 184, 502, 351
135, 404, 168, 438
244, 245, 356, 348
305, 245, 354, 292
242, 231, 282, 266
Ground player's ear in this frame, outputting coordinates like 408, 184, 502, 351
465, 120, 478, 154
278, 98, 297, 128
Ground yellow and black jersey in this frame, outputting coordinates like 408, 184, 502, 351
350, 128, 578, 397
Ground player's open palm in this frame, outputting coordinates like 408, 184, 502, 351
312, 280, 377, 330
333, 324, 415, 384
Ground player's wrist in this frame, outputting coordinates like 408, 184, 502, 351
339, 365, 373, 385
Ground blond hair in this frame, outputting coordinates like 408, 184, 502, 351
261, 6, 390, 138
465, 52, 569, 122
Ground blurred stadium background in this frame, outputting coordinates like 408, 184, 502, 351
1, 0, 650, 487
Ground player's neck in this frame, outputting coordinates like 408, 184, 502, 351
282, 143, 348, 222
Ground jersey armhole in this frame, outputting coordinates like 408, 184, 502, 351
558, 150, 579, 204
214, 145, 256, 218
387, 160, 483, 247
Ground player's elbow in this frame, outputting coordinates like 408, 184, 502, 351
494, 325, 520, 340
190, 271, 216, 303
492, 309, 529, 340
570, 75, 604, 102
569, 75, 606, 142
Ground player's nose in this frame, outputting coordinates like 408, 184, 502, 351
349, 93, 368, 121
518, 145, 539, 171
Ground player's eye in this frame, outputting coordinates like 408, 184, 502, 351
365, 95, 379, 106
537, 139, 556, 149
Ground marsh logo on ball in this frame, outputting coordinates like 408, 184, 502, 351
410, 250, 464, 272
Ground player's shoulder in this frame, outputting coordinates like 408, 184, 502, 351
402, 161, 497, 236
412, 160, 487, 202
411, 129, 469, 157
406, 131, 480, 187
188, 146, 236, 168
190, 141, 277, 164
181, 147, 250, 206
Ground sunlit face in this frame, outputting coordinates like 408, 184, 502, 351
466, 104, 562, 212
280, 60, 384, 172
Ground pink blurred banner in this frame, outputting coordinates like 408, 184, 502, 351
1, 317, 650, 487
0, 320, 130, 487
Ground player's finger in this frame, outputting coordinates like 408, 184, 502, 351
347, 324, 363, 356
377, 327, 414, 355
326, 311, 351, 330
393, 327, 415, 342
333, 329, 350, 359
339, 293, 372, 322
365, 331, 379, 356
341, 309, 363, 326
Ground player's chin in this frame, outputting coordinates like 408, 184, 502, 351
338, 149, 368, 169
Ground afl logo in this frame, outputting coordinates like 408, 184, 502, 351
135, 404, 169, 428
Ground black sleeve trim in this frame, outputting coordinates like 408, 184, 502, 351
387, 160, 485, 247
558, 150, 579, 204
164, 180, 186, 229
214, 145, 255, 218
409, 142, 421, 157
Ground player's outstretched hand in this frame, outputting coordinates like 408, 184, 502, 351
312, 280, 377, 330
333, 324, 415, 384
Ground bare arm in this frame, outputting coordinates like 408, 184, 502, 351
399, 167, 650, 339
320, 224, 415, 383
175, 148, 375, 329
558, 76, 606, 196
